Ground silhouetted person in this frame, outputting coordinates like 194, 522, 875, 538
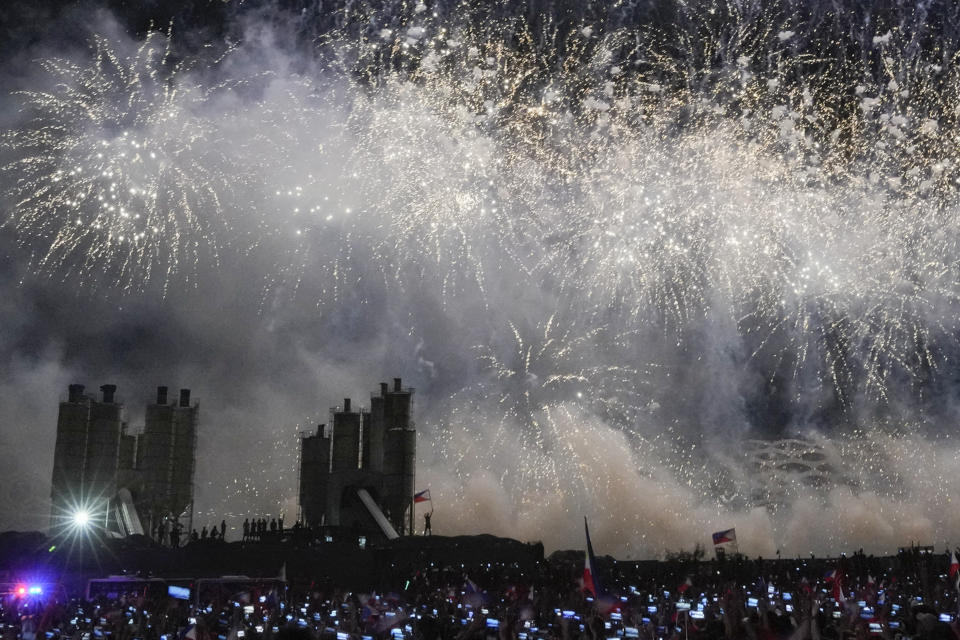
243, 518, 250, 541
220, 519, 226, 540
171, 523, 181, 548
191, 529, 199, 542
210, 527, 218, 540
21, 614, 36, 640
278, 516, 283, 532
423, 512, 432, 536
201, 526, 208, 539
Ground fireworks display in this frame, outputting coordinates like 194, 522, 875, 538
2, 29, 250, 293
5, 0, 960, 555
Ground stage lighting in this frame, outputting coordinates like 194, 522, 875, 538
73, 510, 91, 527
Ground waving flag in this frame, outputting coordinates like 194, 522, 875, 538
950, 549, 959, 590
583, 517, 601, 598
712, 528, 736, 545
464, 576, 479, 594
414, 490, 431, 503
825, 567, 846, 604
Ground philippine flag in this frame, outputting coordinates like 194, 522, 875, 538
712, 528, 736, 545
950, 549, 959, 590
464, 576, 480, 594
414, 489, 431, 503
824, 568, 845, 604
583, 517, 601, 598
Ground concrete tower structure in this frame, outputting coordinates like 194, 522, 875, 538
50, 383, 198, 536
298, 424, 331, 528
50, 384, 124, 529
137, 387, 199, 533
298, 377, 416, 540
376, 378, 415, 536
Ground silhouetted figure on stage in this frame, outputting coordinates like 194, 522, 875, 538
423, 512, 432, 536
270, 518, 277, 533
220, 519, 226, 540
243, 518, 250, 541
191, 529, 199, 542
170, 523, 181, 548
278, 515, 284, 532
201, 525, 208, 539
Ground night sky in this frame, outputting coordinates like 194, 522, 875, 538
3, 0, 960, 557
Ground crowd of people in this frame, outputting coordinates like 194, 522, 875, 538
3, 547, 960, 640
242, 518, 285, 542
150, 517, 289, 547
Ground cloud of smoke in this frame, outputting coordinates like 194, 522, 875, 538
2, 2, 960, 557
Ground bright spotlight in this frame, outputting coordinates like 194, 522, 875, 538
72, 510, 91, 527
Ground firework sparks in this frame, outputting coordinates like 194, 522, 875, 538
8, 1, 960, 554
3, 29, 242, 294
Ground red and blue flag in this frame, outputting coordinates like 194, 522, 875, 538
583, 517, 602, 598
950, 549, 959, 590
712, 528, 736, 545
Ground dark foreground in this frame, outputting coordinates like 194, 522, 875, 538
1, 531, 959, 639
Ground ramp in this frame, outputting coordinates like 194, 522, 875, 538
115, 488, 145, 536
356, 488, 399, 540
